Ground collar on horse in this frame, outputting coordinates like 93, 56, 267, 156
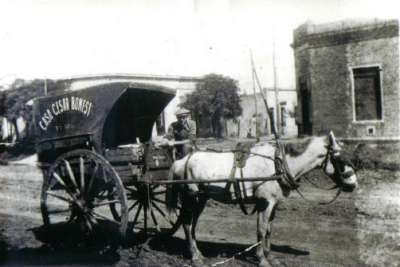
274, 142, 301, 190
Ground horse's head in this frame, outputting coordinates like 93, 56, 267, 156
322, 131, 358, 192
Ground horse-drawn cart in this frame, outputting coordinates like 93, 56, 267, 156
33, 82, 182, 242
32, 80, 359, 267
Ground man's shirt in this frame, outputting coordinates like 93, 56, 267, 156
164, 119, 196, 144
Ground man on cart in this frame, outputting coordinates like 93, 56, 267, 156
159, 108, 196, 159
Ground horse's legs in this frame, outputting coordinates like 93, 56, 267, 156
181, 194, 204, 265
256, 198, 276, 267
265, 204, 278, 253
192, 195, 208, 240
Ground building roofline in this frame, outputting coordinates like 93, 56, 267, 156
292, 18, 399, 49
55, 73, 203, 83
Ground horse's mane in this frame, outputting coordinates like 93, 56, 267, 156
282, 138, 313, 157
233, 137, 327, 158
284, 136, 331, 158
248, 139, 313, 158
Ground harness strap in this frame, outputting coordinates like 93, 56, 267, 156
342, 169, 355, 178
223, 165, 237, 192
225, 163, 256, 216
183, 152, 195, 182
240, 169, 248, 199
224, 143, 252, 192
232, 169, 257, 216
274, 144, 300, 190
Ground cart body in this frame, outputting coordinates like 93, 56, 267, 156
34, 81, 181, 240
34, 81, 176, 182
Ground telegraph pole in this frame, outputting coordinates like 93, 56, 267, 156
250, 51, 260, 142
272, 25, 280, 136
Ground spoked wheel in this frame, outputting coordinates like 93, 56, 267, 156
120, 183, 182, 237
41, 149, 128, 245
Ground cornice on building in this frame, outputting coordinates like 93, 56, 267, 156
291, 19, 399, 49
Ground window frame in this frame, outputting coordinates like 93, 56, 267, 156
350, 64, 384, 123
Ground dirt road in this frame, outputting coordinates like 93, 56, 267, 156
1, 163, 399, 267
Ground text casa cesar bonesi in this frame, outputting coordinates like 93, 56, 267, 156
38, 96, 93, 131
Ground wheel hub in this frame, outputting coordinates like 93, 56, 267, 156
70, 199, 90, 215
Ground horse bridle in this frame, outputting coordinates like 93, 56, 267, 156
292, 144, 356, 205
320, 145, 357, 186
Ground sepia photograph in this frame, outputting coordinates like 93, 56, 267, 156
0, 0, 399, 266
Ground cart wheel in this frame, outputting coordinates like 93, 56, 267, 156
41, 149, 128, 245
118, 183, 181, 237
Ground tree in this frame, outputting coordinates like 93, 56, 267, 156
4, 79, 70, 145
180, 74, 242, 138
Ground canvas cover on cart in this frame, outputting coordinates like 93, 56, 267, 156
33, 82, 176, 152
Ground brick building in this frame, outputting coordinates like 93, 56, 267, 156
292, 19, 399, 139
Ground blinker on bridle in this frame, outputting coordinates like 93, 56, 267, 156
320, 144, 356, 188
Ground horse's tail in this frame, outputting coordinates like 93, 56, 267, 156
166, 162, 179, 217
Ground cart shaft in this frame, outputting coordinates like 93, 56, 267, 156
151, 176, 282, 185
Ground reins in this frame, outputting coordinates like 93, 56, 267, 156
292, 146, 346, 205
299, 152, 338, 191
294, 183, 342, 205
302, 175, 339, 190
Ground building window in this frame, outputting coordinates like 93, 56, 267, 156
366, 126, 375, 135
352, 66, 383, 121
280, 106, 286, 127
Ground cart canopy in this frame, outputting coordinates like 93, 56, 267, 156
33, 82, 176, 151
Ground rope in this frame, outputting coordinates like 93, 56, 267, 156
211, 241, 262, 266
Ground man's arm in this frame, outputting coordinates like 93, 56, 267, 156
157, 123, 175, 146
164, 123, 175, 141
186, 120, 196, 144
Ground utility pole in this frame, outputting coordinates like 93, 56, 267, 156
251, 46, 279, 141
250, 51, 260, 142
272, 25, 280, 136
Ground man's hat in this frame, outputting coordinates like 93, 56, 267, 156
175, 108, 190, 116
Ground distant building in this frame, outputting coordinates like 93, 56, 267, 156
292, 19, 399, 139
226, 89, 298, 138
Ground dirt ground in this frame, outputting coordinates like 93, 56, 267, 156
0, 157, 399, 266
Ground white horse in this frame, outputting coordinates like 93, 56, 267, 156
166, 132, 358, 267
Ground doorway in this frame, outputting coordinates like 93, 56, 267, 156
300, 79, 312, 135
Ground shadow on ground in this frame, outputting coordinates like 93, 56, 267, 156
137, 235, 310, 266
0, 239, 121, 266
1, 223, 309, 266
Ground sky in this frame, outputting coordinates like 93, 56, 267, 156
0, 0, 398, 92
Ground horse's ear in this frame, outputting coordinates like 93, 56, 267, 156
329, 131, 341, 151
329, 131, 334, 141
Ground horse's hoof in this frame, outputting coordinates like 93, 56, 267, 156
258, 259, 273, 267
191, 258, 204, 267
268, 257, 283, 267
